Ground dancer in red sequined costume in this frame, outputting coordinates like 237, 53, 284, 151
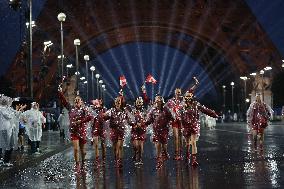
105, 96, 128, 168
58, 87, 93, 166
166, 88, 183, 160
146, 95, 174, 169
91, 99, 107, 165
128, 97, 148, 165
180, 88, 218, 166
247, 93, 273, 150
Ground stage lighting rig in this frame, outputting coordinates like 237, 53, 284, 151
9, 0, 22, 11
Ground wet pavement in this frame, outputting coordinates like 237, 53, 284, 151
1, 123, 284, 189
0, 131, 71, 182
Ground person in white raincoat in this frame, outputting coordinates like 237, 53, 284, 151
22, 102, 46, 154
0, 95, 25, 166
58, 107, 70, 140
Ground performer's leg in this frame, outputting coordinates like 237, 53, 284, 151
72, 140, 80, 164
139, 140, 144, 160
162, 143, 169, 160
133, 139, 138, 161
252, 130, 258, 148
173, 127, 179, 160
116, 139, 123, 168
191, 134, 198, 166
93, 136, 99, 158
93, 136, 99, 164
178, 128, 183, 160
113, 141, 117, 160
101, 138, 106, 162
79, 141, 86, 164
258, 129, 265, 150
156, 142, 162, 169
185, 137, 191, 163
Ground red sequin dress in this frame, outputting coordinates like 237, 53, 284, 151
247, 101, 272, 133
92, 107, 107, 139
105, 108, 128, 143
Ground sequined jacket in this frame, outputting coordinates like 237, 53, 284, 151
128, 107, 148, 134
58, 92, 92, 138
146, 106, 174, 132
180, 100, 218, 132
92, 107, 107, 133
105, 107, 128, 132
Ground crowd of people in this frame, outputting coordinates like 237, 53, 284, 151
0, 95, 46, 167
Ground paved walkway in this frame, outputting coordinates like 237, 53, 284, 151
1, 123, 284, 188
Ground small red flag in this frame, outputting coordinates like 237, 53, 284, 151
145, 74, 157, 84
119, 75, 127, 87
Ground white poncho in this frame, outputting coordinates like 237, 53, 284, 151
22, 109, 46, 142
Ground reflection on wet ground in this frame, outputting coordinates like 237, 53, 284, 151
1, 123, 284, 188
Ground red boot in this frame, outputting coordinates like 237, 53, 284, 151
191, 154, 199, 166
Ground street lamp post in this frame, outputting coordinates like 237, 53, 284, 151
28, 0, 33, 98
240, 76, 248, 111
90, 66, 96, 100
260, 70, 265, 101
66, 64, 73, 77
222, 85, 226, 112
84, 55, 90, 101
230, 82, 234, 114
95, 74, 100, 99
99, 80, 103, 100
57, 13, 66, 79
74, 39, 80, 90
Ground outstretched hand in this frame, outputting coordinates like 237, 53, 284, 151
193, 77, 199, 85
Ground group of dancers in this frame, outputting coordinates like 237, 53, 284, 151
58, 77, 220, 169
0, 76, 273, 170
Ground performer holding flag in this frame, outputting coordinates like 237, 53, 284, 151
179, 77, 218, 166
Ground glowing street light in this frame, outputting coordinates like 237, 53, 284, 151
25, 21, 36, 28
264, 66, 272, 71
80, 77, 86, 81
66, 64, 73, 77
74, 38, 80, 89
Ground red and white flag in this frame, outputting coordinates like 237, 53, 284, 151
119, 75, 127, 87
145, 74, 157, 84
